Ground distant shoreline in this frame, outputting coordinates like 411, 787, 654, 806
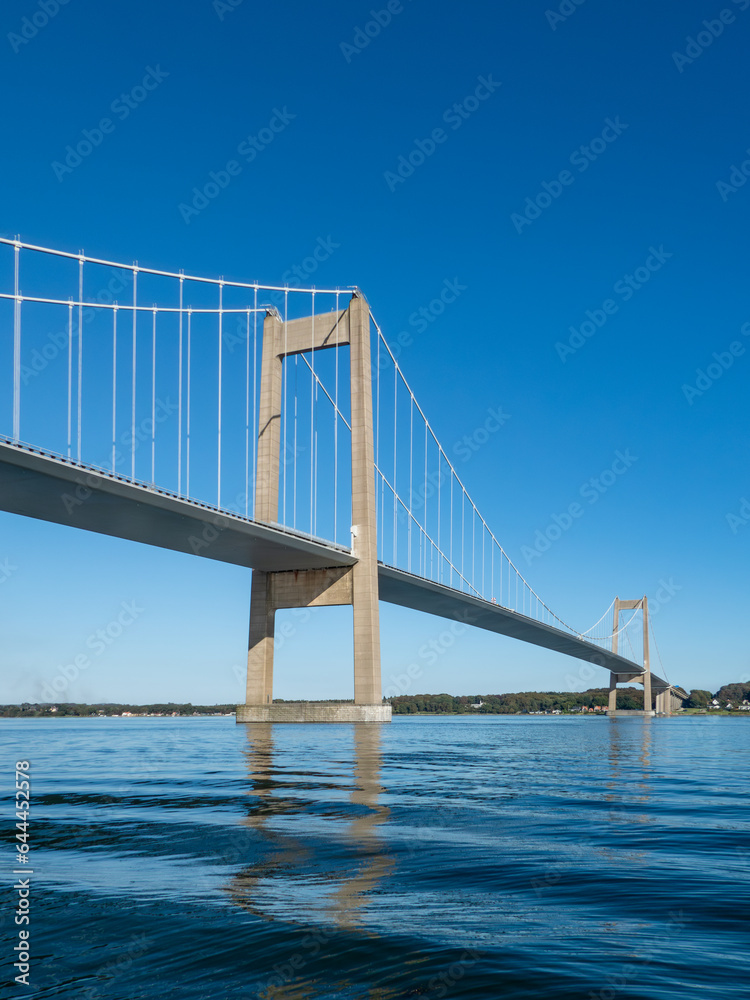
1, 709, 746, 719
2, 686, 748, 719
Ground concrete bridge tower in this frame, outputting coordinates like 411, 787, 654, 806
236, 292, 390, 723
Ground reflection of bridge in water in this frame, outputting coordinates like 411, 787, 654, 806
222, 718, 659, 997
229, 725, 392, 932
0, 238, 684, 717
226, 724, 414, 998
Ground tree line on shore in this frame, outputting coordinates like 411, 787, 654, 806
1, 683, 747, 717
0, 702, 235, 717
389, 683, 750, 715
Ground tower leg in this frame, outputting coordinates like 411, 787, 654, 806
246, 571, 274, 705
349, 294, 381, 706
642, 596, 652, 713
643, 672, 652, 714
608, 672, 618, 713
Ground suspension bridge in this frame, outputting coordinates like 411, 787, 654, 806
0, 238, 683, 721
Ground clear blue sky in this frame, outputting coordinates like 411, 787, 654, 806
1, 0, 748, 703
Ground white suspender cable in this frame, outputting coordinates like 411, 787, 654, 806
217, 282, 223, 508
472, 504, 476, 592
112, 306, 118, 472
376, 326, 381, 558
178, 275, 184, 495
408, 396, 413, 572
436, 449, 440, 581
12, 242, 20, 443
252, 287, 258, 517
77, 257, 84, 462
245, 309, 250, 519
393, 364, 398, 564
67, 301, 73, 458
449, 471, 453, 589
334, 291, 339, 545
186, 310, 192, 496
310, 291, 315, 537
424, 420, 428, 578
461, 491, 465, 589
131, 267, 138, 480
151, 308, 156, 484
283, 289, 288, 526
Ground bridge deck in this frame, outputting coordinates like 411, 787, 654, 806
0, 441, 355, 573
0, 441, 668, 687
377, 565, 670, 686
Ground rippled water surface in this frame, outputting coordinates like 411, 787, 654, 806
2, 715, 749, 999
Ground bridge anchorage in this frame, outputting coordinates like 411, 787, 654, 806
0, 238, 683, 721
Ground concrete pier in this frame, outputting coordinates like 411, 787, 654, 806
237, 703, 392, 723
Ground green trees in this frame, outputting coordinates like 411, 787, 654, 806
713, 683, 750, 705
685, 689, 713, 708
389, 688, 642, 715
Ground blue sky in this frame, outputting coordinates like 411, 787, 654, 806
0, 0, 748, 704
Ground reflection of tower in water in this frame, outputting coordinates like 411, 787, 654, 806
328, 724, 393, 930
606, 718, 653, 836
227, 724, 393, 932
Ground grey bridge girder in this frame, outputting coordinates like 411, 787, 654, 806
0, 441, 355, 574
0, 440, 657, 681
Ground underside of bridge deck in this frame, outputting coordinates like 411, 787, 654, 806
0, 441, 355, 573
376, 565, 651, 678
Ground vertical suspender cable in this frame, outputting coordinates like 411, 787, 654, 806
310, 291, 315, 537
293, 354, 298, 529
449, 471, 453, 589
178, 275, 184, 494
112, 307, 118, 472
131, 268, 138, 480
252, 287, 258, 517
376, 325, 380, 558
12, 243, 21, 443
334, 291, 339, 545
461, 491, 465, 590
472, 504, 475, 591
77, 257, 84, 462
424, 420, 428, 578
151, 309, 156, 484
67, 301, 73, 457
245, 309, 250, 519
283, 290, 288, 526
438, 445, 443, 583
217, 282, 223, 508
186, 310, 192, 496
483, 525, 486, 598
406, 395, 422, 573
393, 364, 398, 565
